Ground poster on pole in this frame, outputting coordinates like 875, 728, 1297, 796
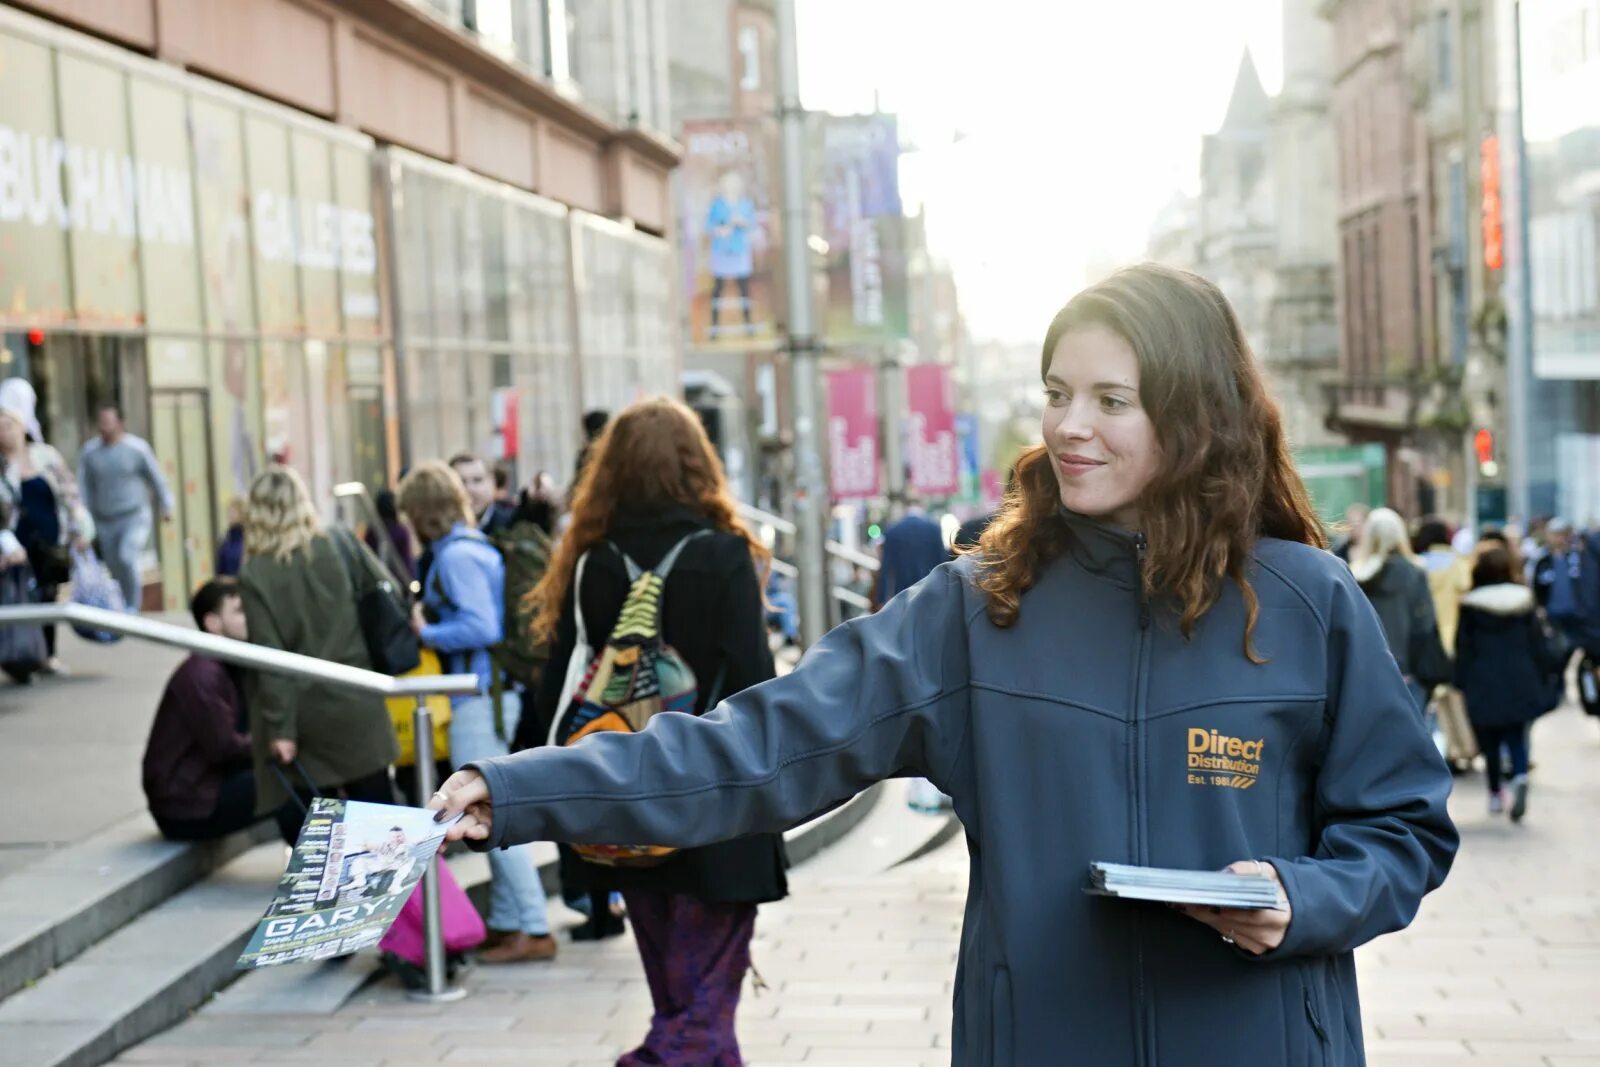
826, 366, 879, 500
236, 799, 453, 969
955, 413, 982, 505
814, 114, 908, 343
680, 118, 780, 348
907, 364, 959, 498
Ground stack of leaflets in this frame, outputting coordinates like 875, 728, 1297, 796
1085, 861, 1282, 910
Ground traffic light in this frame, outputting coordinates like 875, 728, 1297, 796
1474, 428, 1498, 478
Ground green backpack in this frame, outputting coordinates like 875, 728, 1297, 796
488, 519, 554, 692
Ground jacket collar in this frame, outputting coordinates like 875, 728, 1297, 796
1058, 507, 1144, 590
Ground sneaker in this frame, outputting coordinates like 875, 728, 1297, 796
38, 657, 68, 676
1510, 776, 1529, 823
478, 932, 558, 964
1489, 790, 1505, 815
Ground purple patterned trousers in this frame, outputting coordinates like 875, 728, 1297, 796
616, 891, 758, 1067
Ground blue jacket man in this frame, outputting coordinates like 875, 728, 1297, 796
421, 522, 556, 962
464, 511, 1457, 1064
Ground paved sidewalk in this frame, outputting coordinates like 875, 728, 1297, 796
0, 623, 186, 877
110, 705, 1600, 1067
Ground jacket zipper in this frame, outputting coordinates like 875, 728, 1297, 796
1304, 988, 1329, 1040
1131, 531, 1152, 1064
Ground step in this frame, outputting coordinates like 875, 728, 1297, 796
0, 838, 288, 1067
46, 779, 887, 1052
0, 813, 275, 1002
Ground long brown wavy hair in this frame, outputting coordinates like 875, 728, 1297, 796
974, 263, 1325, 661
530, 396, 772, 644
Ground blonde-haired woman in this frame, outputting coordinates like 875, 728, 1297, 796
398, 461, 555, 964
238, 466, 398, 842
1352, 507, 1449, 712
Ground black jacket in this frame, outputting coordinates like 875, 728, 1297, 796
1352, 554, 1438, 678
1454, 583, 1564, 727
516, 506, 788, 904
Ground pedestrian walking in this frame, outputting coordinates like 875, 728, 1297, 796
1454, 546, 1566, 821
1351, 507, 1451, 712
0, 379, 93, 674
872, 509, 947, 611
76, 404, 174, 611
432, 265, 1456, 1067
1533, 518, 1599, 656
398, 461, 556, 965
236, 466, 399, 844
511, 397, 787, 1064
1414, 518, 1477, 771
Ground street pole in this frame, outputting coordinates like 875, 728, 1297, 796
408, 697, 466, 1004
881, 343, 905, 522
1504, 0, 1533, 523
776, 0, 829, 648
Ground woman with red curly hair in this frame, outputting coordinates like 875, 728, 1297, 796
511, 397, 786, 1066
434, 266, 1457, 1066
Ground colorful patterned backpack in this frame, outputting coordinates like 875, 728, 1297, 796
547, 530, 722, 867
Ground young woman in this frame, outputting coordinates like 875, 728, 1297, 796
1351, 507, 1445, 711
0, 383, 93, 672
1453, 546, 1563, 821
398, 461, 555, 965
236, 466, 398, 842
511, 398, 787, 1065
432, 265, 1457, 1066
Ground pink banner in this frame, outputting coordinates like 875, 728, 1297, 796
907, 364, 959, 497
826, 367, 879, 500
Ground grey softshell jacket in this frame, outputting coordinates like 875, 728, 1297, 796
470, 513, 1458, 1066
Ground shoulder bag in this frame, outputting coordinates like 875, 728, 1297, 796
331, 528, 421, 676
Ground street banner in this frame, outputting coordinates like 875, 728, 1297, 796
826, 366, 879, 500
814, 114, 908, 342
955, 414, 982, 504
236, 799, 454, 969
680, 118, 780, 347
907, 364, 959, 497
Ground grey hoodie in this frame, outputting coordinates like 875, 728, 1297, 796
470, 512, 1457, 1065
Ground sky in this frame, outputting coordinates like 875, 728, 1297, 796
797, 0, 1283, 342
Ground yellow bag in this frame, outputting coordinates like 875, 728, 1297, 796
387, 648, 453, 766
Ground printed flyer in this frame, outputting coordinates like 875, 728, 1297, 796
236, 798, 454, 969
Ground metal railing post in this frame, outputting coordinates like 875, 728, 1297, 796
408, 694, 464, 1003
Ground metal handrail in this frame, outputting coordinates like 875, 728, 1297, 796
739, 503, 876, 622
0, 604, 478, 697
736, 502, 880, 572
0, 602, 475, 1003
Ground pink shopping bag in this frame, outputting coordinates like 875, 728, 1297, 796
378, 860, 486, 966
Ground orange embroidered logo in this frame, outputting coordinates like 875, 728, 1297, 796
1185, 728, 1263, 789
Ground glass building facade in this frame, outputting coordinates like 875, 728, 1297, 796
0, 12, 679, 609
1516, 0, 1600, 520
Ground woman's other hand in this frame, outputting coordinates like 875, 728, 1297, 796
427, 768, 493, 844
270, 738, 298, 764
1174, 860, 1292, 956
